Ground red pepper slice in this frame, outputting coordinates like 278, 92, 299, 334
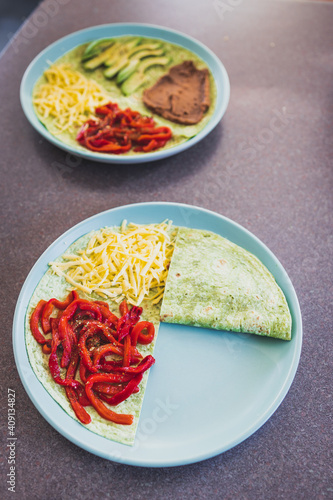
117, 305, 142, 341
94, 382, 139, 398
131, 321, 155, 346
85, 374, 134, 425
65, 347, 91, 406
66, 387, 91, 424
92, 343, 142, 369
95, 103, 118, 116
123, 335, 131, 367
95, 303, 119, 330
41, 291, 79, 334
58, 299, 103, 367
48, 320, 81, 390
30, 300, 48, 344
78, 321, 120, 372
82, 320, 120, 345
136, 130, 172, 143
42, 340, 52, 354
119, 300, 129, 316
94, 382, 125, 396
96, 374, 143, 406
65, 347, 91, 424
79, 360, 94, 384
84, 137, 132, 153
110, 355, 155, 375
134, 139, 168, 153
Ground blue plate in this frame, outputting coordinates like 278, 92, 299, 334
20, 23, 230, 164
12, 203, 302, 466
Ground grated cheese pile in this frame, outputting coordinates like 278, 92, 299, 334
33, 63, 110, 133
49, 221, 176, 306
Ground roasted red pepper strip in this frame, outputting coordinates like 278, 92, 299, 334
119, 300, 129, 316
79, 360, 95, 385
58, 300, 103, 368
66, 387, 91, 424
94, 300, 110, 308
94, 382, 126, 396
84, 137, 132, 153
78, 321, 120, 372
41, 302, 55, 334
92, 343, 142, 369
66, 346, 91, 406
136, 129, 172, 142
117, 305, 142, 342
110, 355, 155, 375
94, 382, 140, 397
92, 344, 123, 367
123, 335, 131, 367
85, 374, 134, 425
81, 320, 121, 344
96, 304, 119, 330
41, 291, 79, 334
42, 340, 52, 354
96, 374, 143, 406
65, 347, 91, 423
30, 300, 48, 344
143, 139, 159, 152
131, 321, 155, 346
48, 320, 81, 390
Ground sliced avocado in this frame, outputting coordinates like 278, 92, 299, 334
116, 48, 165, 84
121, 56, 170, 96
103, 56, 130, 79
103, 37, 142, 67
127, 41, 162, 57
82, 38, 114, 61
83, 42, 120, 70
138, 55, 170, 74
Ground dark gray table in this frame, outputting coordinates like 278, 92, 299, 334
1, 0, 332, 498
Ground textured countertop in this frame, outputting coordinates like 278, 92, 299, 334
1, 0, 332, 498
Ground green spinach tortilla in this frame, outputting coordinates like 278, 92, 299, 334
160, 227, 292, 340
32, 36, 217, 155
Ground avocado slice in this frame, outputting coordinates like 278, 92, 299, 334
103, 57, 130, 79
83, 42, 120, 70
103, 37, 142, 68
121, 56, 170, 96
128, 41, 162, 57
82, 38, 115, 62
84, 37, 141, 71
116, 48, 165, 84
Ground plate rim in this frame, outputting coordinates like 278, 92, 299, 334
12, 202, 302, 467
20, 22, 230, 164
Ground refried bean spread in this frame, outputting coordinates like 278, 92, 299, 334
142, 61, 211, 125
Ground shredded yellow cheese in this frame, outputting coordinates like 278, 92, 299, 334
33, 63, 110, 133
50, 221, 176, 306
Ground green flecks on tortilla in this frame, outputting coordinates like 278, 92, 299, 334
160, 227, 292, 340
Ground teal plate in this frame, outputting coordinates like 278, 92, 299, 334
12, 203, 302, 466
20, 23, 230, 164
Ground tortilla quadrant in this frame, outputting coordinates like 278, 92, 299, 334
160, 227, 292, 340
25, 229, 162, 446
32, 36, 217, 155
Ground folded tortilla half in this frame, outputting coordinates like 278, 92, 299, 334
160, 227, 292, 340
